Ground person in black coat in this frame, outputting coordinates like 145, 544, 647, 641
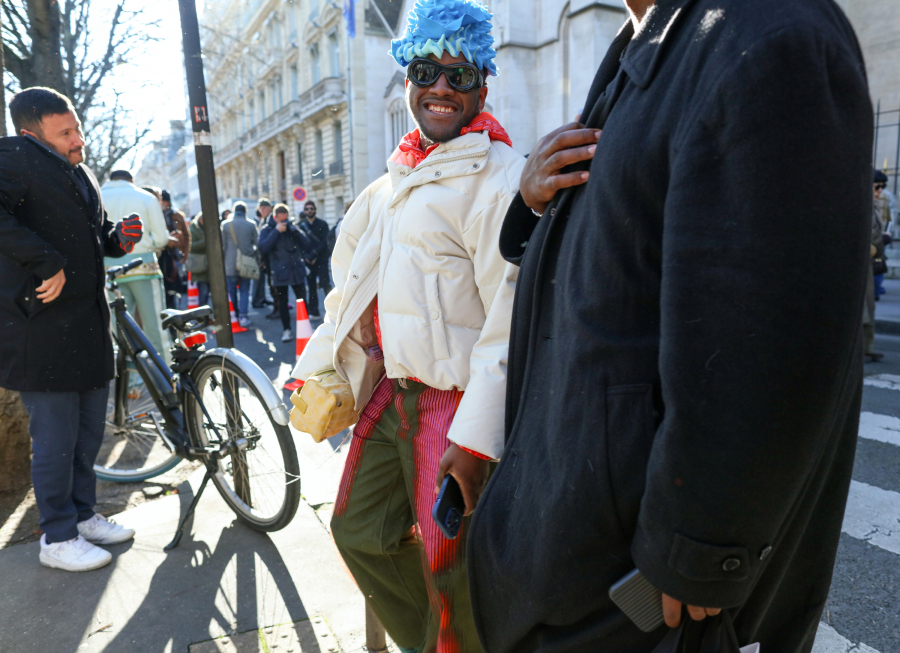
297, 200, 332, 317
467, 1, 872, 652
0, 87, 143, 571
258, 204, 316, 341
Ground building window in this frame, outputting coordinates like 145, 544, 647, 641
296, 142, 304, 185
291, 65, 298, 99
333, 120, 343, 162
261, 89, 266, 120
277, 78, 283, 109
315, 129, 324, 168
389, 99, 409, 148
249, 99, 255, 127
310, 45, 321, 85
328, 32, 340, 78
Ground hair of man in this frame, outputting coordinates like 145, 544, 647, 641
9, 87, 75, 136
274, 203, 290, 215
233, 201, 247, 213
304, 200, 316, 209
109, 170, 133, 182
142, 186, 162, 202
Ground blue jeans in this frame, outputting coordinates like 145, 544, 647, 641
227, 276, 251, 318
19, 384, 109, 543
197, 281, 211, 309
874, 273, 886, 297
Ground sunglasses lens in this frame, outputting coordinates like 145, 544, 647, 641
447, 67, 477, 90
410, 61, 439, 86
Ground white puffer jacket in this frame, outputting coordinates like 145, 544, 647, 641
292, 130, 525, 459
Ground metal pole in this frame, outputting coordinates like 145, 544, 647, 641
893, 106, 900, 197
345, 3, 356, 198
178, 0, 234, 348
0, 0, 6, 138
365, 601, 388, 653
873, 99, 881, 171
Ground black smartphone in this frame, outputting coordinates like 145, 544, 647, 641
608, 569, 665, 633
432, 475, 465, 539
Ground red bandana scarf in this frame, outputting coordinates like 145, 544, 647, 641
390, 111, 513, 168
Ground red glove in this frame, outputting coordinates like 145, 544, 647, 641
116, 213, 143, 253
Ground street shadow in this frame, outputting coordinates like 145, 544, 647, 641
100, 485, 320, 653
0, 486, 41, 547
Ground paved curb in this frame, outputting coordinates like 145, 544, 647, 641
876, 319, 900, 336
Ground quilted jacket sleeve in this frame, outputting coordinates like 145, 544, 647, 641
291, 185, 373, 382
447, 149, 525, 459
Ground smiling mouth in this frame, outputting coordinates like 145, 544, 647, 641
425, 103, 458, 116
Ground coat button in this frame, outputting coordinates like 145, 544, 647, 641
352, 274, 358, 280
722, 557, 742, 572
434, 171, 441, 178
431, 310, 440, 320
759, 545, 772, 561
473, 163, 479, 170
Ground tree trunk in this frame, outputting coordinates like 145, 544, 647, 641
0, 389, 32, 493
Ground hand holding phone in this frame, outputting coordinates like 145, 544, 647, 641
432, 475, 465, 539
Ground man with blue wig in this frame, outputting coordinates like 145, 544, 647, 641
288, 1, 524, 651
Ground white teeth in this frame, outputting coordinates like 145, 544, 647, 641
427, 104, 456, 114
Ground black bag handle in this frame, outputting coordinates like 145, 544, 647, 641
651, 611, 741, 653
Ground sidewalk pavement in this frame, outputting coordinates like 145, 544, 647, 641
0, 290, 383, 653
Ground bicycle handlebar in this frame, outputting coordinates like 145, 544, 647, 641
106, 258, 143, 281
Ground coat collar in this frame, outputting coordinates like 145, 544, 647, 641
620, 0, 698, 89
387, 131, 491, 193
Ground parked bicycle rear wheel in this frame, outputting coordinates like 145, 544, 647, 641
95, 356, 180, 482
185, 355, 300, 531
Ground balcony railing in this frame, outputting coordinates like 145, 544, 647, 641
328, 160, 344, 176
310, 167, 325, 182
298, 77, 346, 119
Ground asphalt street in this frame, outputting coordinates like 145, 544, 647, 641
816, 331, 900, 653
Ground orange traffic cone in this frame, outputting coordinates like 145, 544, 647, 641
230, 300, 248, 334
284, 299, 313, 391
186, 273, 199, 309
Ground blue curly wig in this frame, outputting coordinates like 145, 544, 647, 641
390, 0, 499, 77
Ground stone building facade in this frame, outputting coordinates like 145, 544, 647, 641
204, 0, 405, 224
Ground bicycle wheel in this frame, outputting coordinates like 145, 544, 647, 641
185, 354, 300, 531
95, 355, 180, 482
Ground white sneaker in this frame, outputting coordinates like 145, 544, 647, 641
239, 316, 252, 328
39, 534, 112, 572
282, 329, 292, 342
77, 513, 135, 545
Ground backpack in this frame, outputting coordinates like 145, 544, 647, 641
326, 218, 343, 256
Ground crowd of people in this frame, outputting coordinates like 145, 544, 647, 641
0, 0, 890, 651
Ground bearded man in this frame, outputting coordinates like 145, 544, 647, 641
289, 2, 523, 651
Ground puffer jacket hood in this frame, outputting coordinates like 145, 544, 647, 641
293, 130, 525, 459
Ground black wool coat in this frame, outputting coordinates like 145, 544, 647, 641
468, 1, 872, 652
0, 136, 126, 392
258, 217, 316, 287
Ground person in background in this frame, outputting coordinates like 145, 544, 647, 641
298, 200, 331, 318
222, 208, 232, 222
258, 203, 316, 342
873, 171, 891, 299
221, 201, 258, 328
0, 87, 141, 572
866, 172, 889, 362
158, 190, 190, 309
252, 198, 274, 310
101, 171, 173, 364
188, 212, 210, 308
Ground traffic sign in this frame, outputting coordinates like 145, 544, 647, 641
293, 187, 307, 202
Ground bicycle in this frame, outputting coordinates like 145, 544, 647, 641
95, 259, 301, 549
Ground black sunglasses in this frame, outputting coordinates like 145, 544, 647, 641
407, 58, 484, 92
876, 183, 887, 190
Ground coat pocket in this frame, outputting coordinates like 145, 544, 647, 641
424, 273, 450, 361
606, 384, 656, 538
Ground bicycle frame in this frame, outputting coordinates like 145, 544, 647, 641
110, 295, 191, 457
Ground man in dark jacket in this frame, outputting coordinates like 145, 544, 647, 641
0, 87, 144, 572
468, 1, 873, 652
297, 200, 331, 318
258, 203, 316, 341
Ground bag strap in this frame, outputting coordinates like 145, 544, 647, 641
228, 221, 239, 248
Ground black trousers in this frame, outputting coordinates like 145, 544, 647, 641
306, 260, 332, 316
273, 284, 309, 330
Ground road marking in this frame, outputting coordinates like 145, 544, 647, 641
864, 374, 900, 391
813, 623, 881, 653
858, 411, 900, 447
842, 480, 900, 556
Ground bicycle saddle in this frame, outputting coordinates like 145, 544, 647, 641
160, 306, 213, 330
